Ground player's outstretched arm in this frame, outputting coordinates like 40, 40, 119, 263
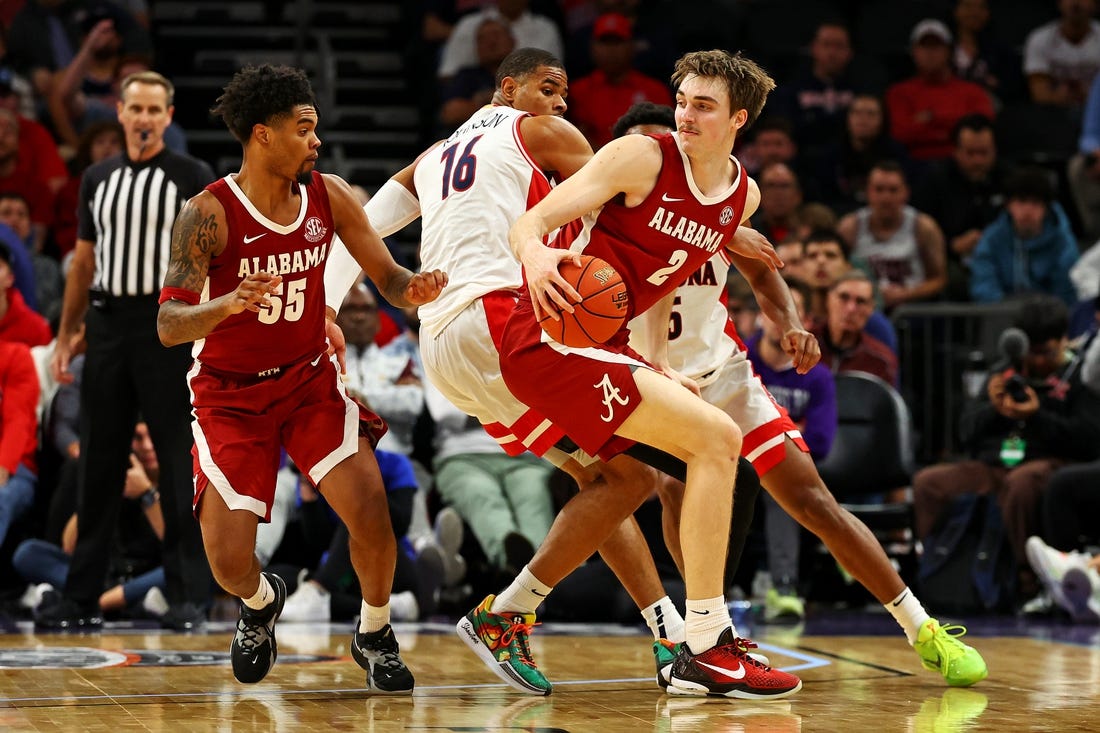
634, 291, 701, 395
323, 173, 446, 309
729, 225, 820, 374
322, 145, 439, 315
158, 192, 282, 346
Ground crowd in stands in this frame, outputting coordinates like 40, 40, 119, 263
1, 0, 1100, 630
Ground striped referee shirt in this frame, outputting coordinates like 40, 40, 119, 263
78, 148, 214, 297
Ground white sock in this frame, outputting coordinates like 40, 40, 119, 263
492, 565, 553, 616
242, 574, 274, 610
684, 595, 734, 655
359, 600, 390, 633
642, 596, 686, 642
885, 587, 932, 645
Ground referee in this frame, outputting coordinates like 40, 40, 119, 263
44, 71, 214, 630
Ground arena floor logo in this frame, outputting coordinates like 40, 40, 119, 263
0, 648, 337, 669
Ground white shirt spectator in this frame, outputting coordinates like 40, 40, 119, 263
1071, 241, 1100, 302
345, 335, 425, 456
1024, 19, 1100, 92
437, 7, 563, 78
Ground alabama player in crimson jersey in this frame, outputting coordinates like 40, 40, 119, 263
504, 50, 804, 699
618, 103, 988, 689
156, 65, 445, 693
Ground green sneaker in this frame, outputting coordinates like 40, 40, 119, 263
764, 588, 805, 623
912, 618, 988, 687
654, 639, 679, 689
456, 594, 550, 695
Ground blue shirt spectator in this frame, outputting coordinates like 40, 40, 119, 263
970, 168, 1079, 306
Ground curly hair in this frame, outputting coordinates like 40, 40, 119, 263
211, 65, 317, 144
671, 50, 775, 129
611, 101, 675, 139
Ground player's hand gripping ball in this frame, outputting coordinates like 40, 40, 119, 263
538, 255, 629, 347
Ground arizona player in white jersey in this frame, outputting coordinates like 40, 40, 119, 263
323, 48, 715, 696
615, 101, 988, 690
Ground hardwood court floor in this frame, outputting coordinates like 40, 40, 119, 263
0, 615, 1096, 732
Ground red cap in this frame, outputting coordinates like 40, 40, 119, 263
593, 13, 632, 41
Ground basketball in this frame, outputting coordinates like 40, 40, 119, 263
538, 255, 629, 348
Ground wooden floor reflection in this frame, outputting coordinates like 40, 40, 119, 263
0, 619, 1096, 731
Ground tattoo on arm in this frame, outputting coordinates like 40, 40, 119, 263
380, 268, 414, 308
164, 201, 219, 292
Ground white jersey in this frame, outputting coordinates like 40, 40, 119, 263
852, 205, 925, 290
414, 105, 555, 338
628, 250, 739, 383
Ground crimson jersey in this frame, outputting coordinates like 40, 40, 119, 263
197, 171, 332, 373
570, 132, 748, 325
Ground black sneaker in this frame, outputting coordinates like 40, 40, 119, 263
351, 623, 415, 694
34, 591, 103, 631
161, 601, 208, 632
414, 544, 445, 619
231, 572, 286, 684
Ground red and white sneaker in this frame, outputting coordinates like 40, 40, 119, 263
667, 628, 802, 700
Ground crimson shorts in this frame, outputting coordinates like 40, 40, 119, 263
499, 300, 642, 461
188, 352, 387, 520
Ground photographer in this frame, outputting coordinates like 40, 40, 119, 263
912, 295, 1100, 601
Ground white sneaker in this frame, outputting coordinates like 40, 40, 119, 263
390, 590, 420, 621
142, 586, 169, 618
433, 507, 466, 587
1026, 536, 1092, 610
434, 507, 463, 555
19, 583, 54, 610
280, 579, 331, 622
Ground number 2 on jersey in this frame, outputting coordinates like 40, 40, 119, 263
646, 249, 688, 285
440, 135, 482, 199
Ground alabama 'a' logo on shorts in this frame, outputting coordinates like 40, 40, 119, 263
595, 373, 629, 422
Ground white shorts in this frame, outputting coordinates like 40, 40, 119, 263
698, 350, 807, 476
421, 292, 577, 466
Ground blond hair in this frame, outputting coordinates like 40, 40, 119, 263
671, 50, 775, 128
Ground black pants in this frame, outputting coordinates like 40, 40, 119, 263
1042, 459, 1100, 551
65, 297, 212, 607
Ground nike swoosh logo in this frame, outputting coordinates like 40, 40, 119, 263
243, 233, 267, 244
690, 609, 710, 615
311, 354, 323, 367
699, 660, 746, 680
661, 193, 684, 202
531, 589, 546, 597
891, 591, 909, 607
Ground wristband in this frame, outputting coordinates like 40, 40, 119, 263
159, 286, 200, 305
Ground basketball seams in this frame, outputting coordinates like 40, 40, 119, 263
540, 254, 628, 347
578, 302, 625, 320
